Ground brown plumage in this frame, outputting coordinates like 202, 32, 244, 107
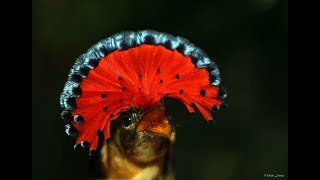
90, 104, 175, 179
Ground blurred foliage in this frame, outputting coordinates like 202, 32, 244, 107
32, 0, 287, 179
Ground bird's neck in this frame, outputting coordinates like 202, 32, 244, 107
96, 141, 173, 180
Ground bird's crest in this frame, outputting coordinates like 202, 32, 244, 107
60, 30, 226, 151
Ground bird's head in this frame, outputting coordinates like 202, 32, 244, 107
109, 104, 174, 164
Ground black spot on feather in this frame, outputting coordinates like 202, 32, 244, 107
144, 35, 155, 44
79, 66, 90, 77
176, 44, 186, 54
65, 124, 78, 137
70, 74, 82, 83
74, 115, 84, 124
72, 87, 82, 96
200, 89, 206, 96
66, 97, 76, 109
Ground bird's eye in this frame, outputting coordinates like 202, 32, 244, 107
122, 114, 132, 127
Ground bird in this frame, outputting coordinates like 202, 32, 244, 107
60, 30, 227, 179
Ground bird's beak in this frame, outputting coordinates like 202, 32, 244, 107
136, 105, 173, 139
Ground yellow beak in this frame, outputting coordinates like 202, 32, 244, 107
136, 105, 172, 138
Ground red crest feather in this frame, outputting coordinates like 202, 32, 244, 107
60, 31, 226, 151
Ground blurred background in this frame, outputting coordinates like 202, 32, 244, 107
32, 0, 288, 179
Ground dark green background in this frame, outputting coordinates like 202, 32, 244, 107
32, 0, 288, 179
